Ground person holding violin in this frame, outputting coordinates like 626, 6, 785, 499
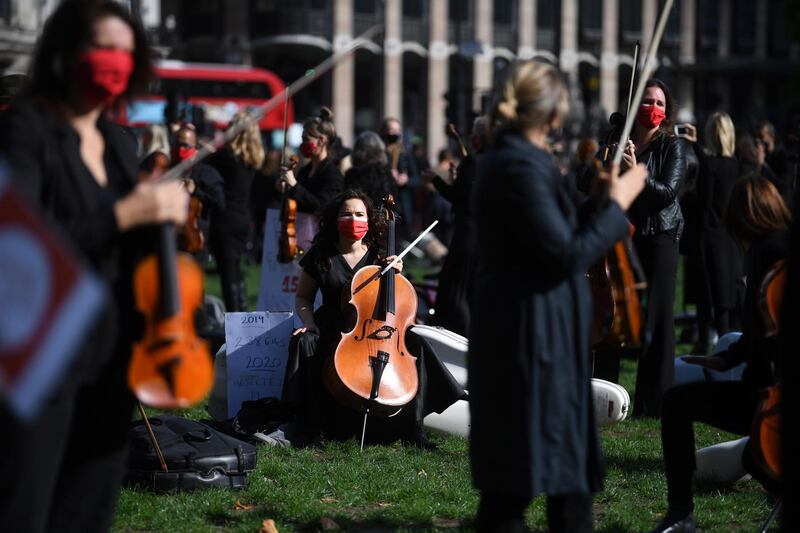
170, 122, 225, 254
283, 190, 464, 447
646, 176, 791, 533
469, 60, 647, 533
277, 107, 344, 215
618, 79, 689, 417
207, 112, 265, 311
0, 2, 188, 531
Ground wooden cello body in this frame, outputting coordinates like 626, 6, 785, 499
324, 199, 419, 417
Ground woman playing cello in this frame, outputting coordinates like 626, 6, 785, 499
469, 60, 646, 533
0, 1, 188, 531
283, 190, 464, 447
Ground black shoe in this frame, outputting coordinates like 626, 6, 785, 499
646, 513, 696, 533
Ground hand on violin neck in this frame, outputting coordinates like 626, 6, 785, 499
114, 180, 189, 231
280, 168, 297, 188
608, 162, 647, 212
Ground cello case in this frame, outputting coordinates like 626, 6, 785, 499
412, 326, 630, 435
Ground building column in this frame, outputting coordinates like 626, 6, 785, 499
332, 0, 354, 147
678, 0, 695, 121
473, 0, 493, 112
427, 0, 448, 163
383, 0, 402, 121
559, 0, 578, 76
641, 0, 657, 59
600, 0, 619, 116
517, 0, 536, 60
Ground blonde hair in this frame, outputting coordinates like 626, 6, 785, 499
229, 112, 265, 169
704, 112, 736, 157
489, 60, 569, 135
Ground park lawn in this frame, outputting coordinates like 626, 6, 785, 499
112, 263, 776, 532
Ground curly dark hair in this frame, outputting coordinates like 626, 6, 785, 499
27, 0, 152, 105
313, 189, 388, 250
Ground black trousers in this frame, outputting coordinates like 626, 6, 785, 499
661, 381, 759, 507
634, 231, 679, 417
476, 491, 594, 533
0, 350, 135, 533
210, 230, 248, 312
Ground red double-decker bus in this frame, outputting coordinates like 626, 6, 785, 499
118, 60, 293, 132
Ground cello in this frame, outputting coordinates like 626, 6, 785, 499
324, 196, 419, 447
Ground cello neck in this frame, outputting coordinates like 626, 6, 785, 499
384, 217, 396, 316
158, 224, 181, 319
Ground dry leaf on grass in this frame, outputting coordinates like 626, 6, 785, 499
234, 499, 255, 511
377, 502, 392, 508
320, 497, 338, 503
259, 518, 279, 533
417, 469, 428, 477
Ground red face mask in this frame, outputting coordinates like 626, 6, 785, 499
173, 145, 197, 162
337, 215, 369, 241
300, 140, 317, 158
637, 104, 667, 129
75, 48, 134, 108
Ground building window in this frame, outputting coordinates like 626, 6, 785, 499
449, 0, 468, 22
180, 0, 222, 40
403, 0, 424, 18
619, 0, 642, 39
0, 0, 10, 22
580, 0, 601, 31
769, 0, 791, 56
494, 0, 514, 25
697, 0, 719, 52
732, 0, 755, 53
354, 0, 376, 14
536, 0, 558, 52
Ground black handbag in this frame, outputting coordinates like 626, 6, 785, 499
125, 415, 257, 493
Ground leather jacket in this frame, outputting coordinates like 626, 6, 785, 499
628, 132, 689, 240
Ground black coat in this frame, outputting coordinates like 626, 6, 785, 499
469, 132, 629, 498
628, 132, 689, 239
292, 157, 344, 214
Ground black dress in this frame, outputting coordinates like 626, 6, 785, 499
282, 242, 465, 445
470, 131, 629, 500
429, 153, 479, 335
292, 158, 344, 214
0, 100, 149, 532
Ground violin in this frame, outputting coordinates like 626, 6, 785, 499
182, 195, 204, 253
277, 155, 299, 263
324, 196, 419, 419
750, 259, 787, 481
128, 222, 212, 408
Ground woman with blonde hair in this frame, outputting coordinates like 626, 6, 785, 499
207, 112, 265, 311
686, 112, 741, 353
469, 60, 647, 532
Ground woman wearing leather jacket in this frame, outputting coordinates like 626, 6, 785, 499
620, 79, 689, 417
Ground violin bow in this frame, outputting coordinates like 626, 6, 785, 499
137, 402, 168, 472
612, 0, 674, 167
157, 25, 382, 184
625, 41, 640, 118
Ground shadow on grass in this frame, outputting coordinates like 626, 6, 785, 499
604, 452, 664, 475
292, 516, 474, 532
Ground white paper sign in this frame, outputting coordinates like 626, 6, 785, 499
256, 208, 319, 313
224, 311, 294, 418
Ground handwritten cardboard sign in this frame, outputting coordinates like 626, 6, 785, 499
223, 311, 293, 418
256, 208, 319, 315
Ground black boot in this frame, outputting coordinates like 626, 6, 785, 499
646, 508, 696, 533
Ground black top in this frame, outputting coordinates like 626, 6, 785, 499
206, 146, 253, 229
292, 158, 344, 214
720, 230, 789, 387
299, 242, 378, 346
189, 163, 225, 214
0, 100, 149, 381
628, 132, 689, 239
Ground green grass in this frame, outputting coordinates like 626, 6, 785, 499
113, 261, 776, 532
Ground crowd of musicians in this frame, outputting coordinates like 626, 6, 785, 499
0, 2, 798, 533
